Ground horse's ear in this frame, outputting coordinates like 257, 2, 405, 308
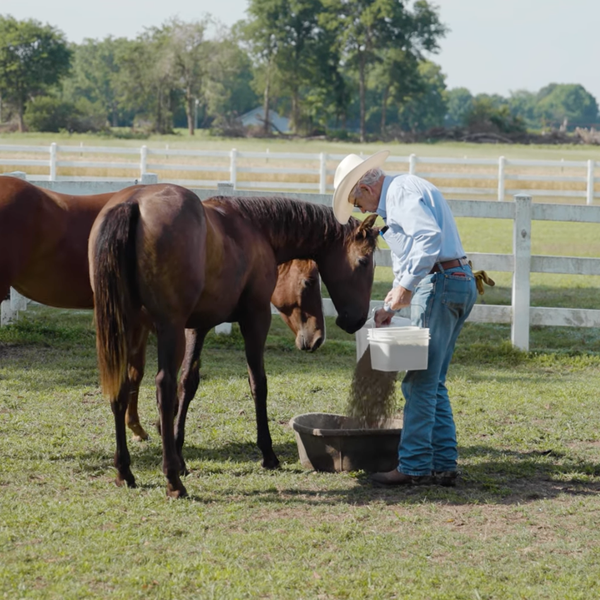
358, 214, 378, 233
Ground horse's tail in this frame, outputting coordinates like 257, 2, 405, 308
92, 201, 141, 399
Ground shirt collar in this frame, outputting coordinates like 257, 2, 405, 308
376, 176, 394, 222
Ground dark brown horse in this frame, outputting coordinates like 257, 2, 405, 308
123, 257, 325, 441
0, 176, 325, 442
90, 184, 379, 497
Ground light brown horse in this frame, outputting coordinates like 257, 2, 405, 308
90, 184, 380, 497
0, 176, 325, 441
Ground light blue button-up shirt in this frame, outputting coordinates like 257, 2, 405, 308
376, 174, 466, 292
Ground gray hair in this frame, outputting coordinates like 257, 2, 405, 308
350, 167, 384, 203
358, 167, 384, 187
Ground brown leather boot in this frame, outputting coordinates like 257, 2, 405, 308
369, 469, 434, 486
433, 470, 459, 487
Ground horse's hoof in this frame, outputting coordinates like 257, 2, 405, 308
262, 457, 281, 470
166, 483, 187, 499
128, 423, 149, 441
115, 474, 137, 488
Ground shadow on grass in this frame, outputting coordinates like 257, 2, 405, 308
77, 439, 600, 507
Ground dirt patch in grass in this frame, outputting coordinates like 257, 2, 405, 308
0, 342, 31, 360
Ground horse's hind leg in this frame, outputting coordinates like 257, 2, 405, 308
125, 324, 150, 441
111, 381, 137, 488
239, 306, 279, 469
174, 328, 207, 475
155, 323, 187, 498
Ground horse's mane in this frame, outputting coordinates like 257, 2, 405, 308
210, 195, 360, 250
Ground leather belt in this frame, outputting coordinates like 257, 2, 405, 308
429, 257, 468, 274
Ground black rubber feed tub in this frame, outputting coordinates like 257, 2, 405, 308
289, 412, 402, 473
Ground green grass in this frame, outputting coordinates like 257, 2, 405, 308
2, 134, 600, 597
2, 301, 600, 599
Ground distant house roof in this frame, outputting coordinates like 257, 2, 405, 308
240, 107, 290, 133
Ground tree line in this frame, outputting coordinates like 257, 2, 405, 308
0, 2, 599, 142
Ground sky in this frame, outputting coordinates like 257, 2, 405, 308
3, 0, 600, 104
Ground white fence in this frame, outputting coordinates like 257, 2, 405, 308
1, 143, 599, 203
2, 176, 600, 350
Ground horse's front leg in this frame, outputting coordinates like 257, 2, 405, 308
125, 324, 150, 441
155, 323, 187, 498
174, 328, 207, 476
111, 380, 136, 488
239, 307, 278, 469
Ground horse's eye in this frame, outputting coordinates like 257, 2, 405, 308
358, 256, 370, 268
304, 277, 317, 287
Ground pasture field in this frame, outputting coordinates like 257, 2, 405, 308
1, 134, 600, 598
2, 278, 600, 598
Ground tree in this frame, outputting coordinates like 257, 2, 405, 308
507, 89, 538, 129
325, 0, 446, 142
397, 60, 447, 132
445, 87, 473, 127
309, 6, 350, 131
161, 17, 210, 135
114, 30, 179, 134
465, 95, 525, 134
535, 83, 599, 130
374, 48, 422, 135
0, 16, 71, 131
240, 0, 289, 135
203, 36, 258, 129
62, 37, 132, 127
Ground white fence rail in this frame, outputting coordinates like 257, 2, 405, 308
2, 176, 600, 351
1, 143, 599, 204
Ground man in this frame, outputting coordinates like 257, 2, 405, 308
332, 150, 477, 486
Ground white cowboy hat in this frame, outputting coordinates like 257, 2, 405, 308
332, 150, 390, 224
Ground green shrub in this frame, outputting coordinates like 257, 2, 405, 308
25, 96, 79, 133
25, 96, 108, 133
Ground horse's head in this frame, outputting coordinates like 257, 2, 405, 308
272, 259, 325, 352
317, 213, 380, 334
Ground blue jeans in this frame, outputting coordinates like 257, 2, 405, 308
398, 265, 477, 476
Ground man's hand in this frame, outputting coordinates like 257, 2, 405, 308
385, 286, 412, 311
374, 309, 393, 327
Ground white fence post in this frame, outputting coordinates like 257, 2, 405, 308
586, 159, 594, 205
498, 156, 506, 201
213, 181, 236, 336
11, 288, 28, 312
409, 153, 417, 175
511, 194, 532, 351
49, 143, 57, 181
140, 145, 148, 179
217, 182, 234, 195
0, 298, 16, 326
140, 173, 158, 184
1, 171, 28, 325
2, 171, 26, 180
230, 148, 238, 188
215, 323, 233, 335
319, 152, 327, 194
1, 289, 22, 326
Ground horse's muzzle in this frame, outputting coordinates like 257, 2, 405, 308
336, 314, 366, 335
296, 333, 324, 352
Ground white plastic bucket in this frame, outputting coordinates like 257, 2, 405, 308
366, 327, 430, 372
355, 316, 411, 362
